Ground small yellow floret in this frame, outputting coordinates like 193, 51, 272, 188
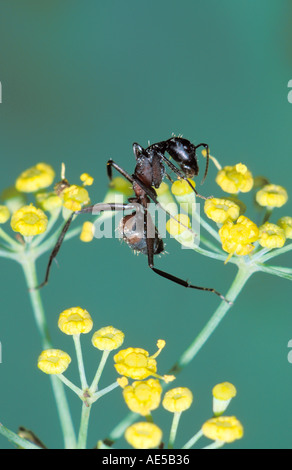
80, 221, 94, 242
277, 216, 292, 239
166, 214, 191, 236
202, 416, 244, 443
16, 163, 55, 193
256, 184, 288, 208
219, 215, 259, 260
212, 382, 237, 401
171, 179, 195, 196
62, 185, 90, 212
0, 206, 10, 224
58, 307, 93, 335
204, 198, 240, 224
117, 377, 129, 388
216, 164, 254, 194
114, 347, 157, 380
258, 222, 286, 249
125, 422, 162, 449
37, 349, 71, 375
80, 173, 94, 186
114, 340, 167, 381
92, 326, 125, 351
11, 204, 48, 237
123, 379, 163, 416
35, 191, 62, 212
162, 387, 193, 413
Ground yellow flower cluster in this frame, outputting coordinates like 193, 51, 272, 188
16, 163, 55, 193
199, 161, 290, 261
11, 204, 48, 237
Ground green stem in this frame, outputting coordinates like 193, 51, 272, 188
57, 374, 83, 397
203, 440, 225, 450
169, 267, 252, 375
168, 412, 181, 449
0, 423, 41, 449
73, 335, 88, 390
89, 350, 110, 393
77, 403, 92, 449
257, 243, 292, 264
31, 209, 61, 248
21, 254, 76, 449
92, 381, 119, 402
256, 264, 292, 282
0, 227, 22, 250
182, 429, 204, 449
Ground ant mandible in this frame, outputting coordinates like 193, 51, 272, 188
37, 136, 230, 304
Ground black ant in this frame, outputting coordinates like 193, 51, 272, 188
37, 136, 230, 304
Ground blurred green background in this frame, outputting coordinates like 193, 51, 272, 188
0, 0, 292, 450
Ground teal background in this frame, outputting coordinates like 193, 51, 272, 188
0, 0, 292, 449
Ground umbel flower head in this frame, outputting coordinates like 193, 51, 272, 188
16, 163, 55, 193
202, 416, 244, 444
162, 387, 193, 413
114, 340, 175, 382
216, 163, 254, 194
58, 307, 93, 335
122, 379, 163, 416
11, 204, 48, 237
125, 422, 162, 449
37, 349, 71, 375
92, 326, 125, 351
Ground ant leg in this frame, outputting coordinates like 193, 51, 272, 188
194, 143, 210, 185
107, 159, 134, 184
145, 214, 231, 304
36, 202, 136, 289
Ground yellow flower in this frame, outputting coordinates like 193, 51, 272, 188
62, 185, 90, 212
35, 191, 62, 212
204, 198, 240, 224
80, 222, 94, 243
212, 382, 237, 416
114, 340, 172, 381
155, 182, 178, 216
277, 216, 292, 239
171, 179, 195, 196
202, 416, 244, 444
11, 204, 48, 237
162, 387, 193, 413
125, 422, 162, 449
256, 184, 288, 208
16, 163, 55, 193
123, 379, 163, 416
58, 307, 93, 335
80, 173, 94, 186
216, 164, 254, 194
258, 222, 286, 249
171, 179, 196, 213
166, 214, 191, 236
219, 215, 259, 261
37, 349, 71, 375
0, 206, 10, 224
92, 326, 125, 351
